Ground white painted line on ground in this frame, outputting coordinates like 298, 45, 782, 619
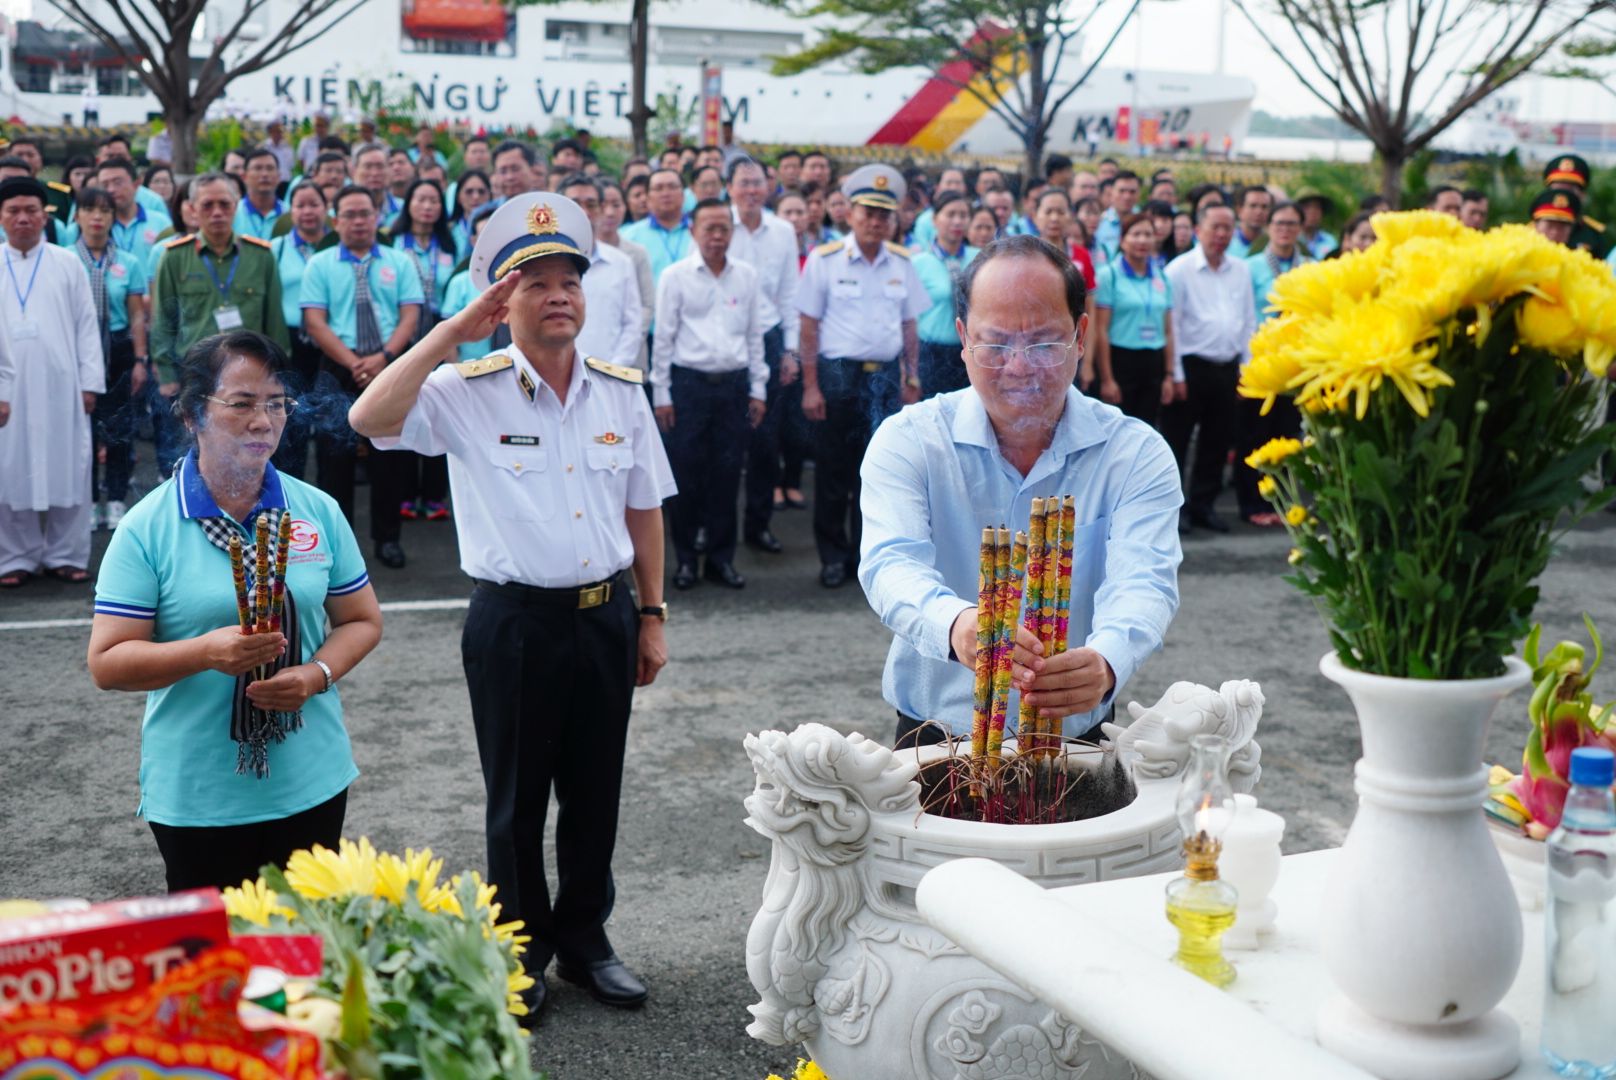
0, 597, 472, 631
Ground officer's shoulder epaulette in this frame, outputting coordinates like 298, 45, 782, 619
165, 234, 195, 249
455, 354, 512, 378
585, 357, 644, 384
1584, 216, 1605, 233
884, 240, 913, 259
47, 181, 71, 194
813, 239, 845, 257
240, 234, 272, 249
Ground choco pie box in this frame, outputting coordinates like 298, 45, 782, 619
0, 889, 229, 1015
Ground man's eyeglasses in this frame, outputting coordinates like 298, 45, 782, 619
205, 396, 297, 418
966, 333, 1079, 370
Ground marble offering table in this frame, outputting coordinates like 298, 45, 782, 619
917, 849, 1557, 1080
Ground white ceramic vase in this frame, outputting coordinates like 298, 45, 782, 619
1315, 652, 1532, 1080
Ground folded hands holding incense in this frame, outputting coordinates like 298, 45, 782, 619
200, 626, 286, 678
245, 664, 326, 712
950, 611, 1116, 719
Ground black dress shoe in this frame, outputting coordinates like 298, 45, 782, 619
375, 541, 406, 568
693, 526, 708, 554
819, 563, 847, 588
517, 978, 548, 1028
1190, 509, 1231, 533
672, 562, 698, 590
746, 529, 783, 554
704, 561, 746, 588
557, 956, 647, 1008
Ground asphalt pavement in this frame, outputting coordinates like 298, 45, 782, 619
3, 446, 1614, 1079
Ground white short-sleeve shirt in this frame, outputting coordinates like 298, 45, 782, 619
374, 346, 677, 587
796, 238, 930, 361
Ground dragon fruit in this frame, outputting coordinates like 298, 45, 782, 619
1506, 618, 1616, 838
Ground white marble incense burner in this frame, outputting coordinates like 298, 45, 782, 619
743, 679, 1265, 1080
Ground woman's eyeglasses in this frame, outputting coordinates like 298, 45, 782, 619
205, 396, 297, 418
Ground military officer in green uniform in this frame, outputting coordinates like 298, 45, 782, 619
1543, 154, 1606, 258
1530, 188, 1582, 247
149, 171, 289, 476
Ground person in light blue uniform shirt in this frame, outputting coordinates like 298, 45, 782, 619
910, 190, 978, 398
859, 234, 1182, 749
269, 180, 335, 477
438, 206, 497, 361
234, 148, 287, 240
97, 158, 171, 273
621, 167, 691, 337
87, 330, 383, 892
1093, 212, 1175, 429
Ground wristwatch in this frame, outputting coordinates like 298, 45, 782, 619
639, 603, 669, 622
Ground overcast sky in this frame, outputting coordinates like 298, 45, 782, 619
5, 0, 1613, 121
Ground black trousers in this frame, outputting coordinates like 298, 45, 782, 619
92, 331, 137, 502
1110, 345, 1167, 429
271, 333, 324, 480
1161, 355, 1240, 515
1234, 395, 1301, 517
743, 325, 786, 537
664, 365, 750, 567
149, 788, 347, 892
778, 377, 811, 491
813, 358, 899, 570
919, 339, 970, 399
314, 355, 408, 544
462, 579, 638, 967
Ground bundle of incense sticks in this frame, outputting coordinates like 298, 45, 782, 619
229, 533, 251, 631
269, 512, 292, 633
254, 515, 271, 636
969, 497, 1078, 767
970, 527, 1025, 767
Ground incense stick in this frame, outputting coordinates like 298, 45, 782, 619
253, 514, 271, 636
229, 533, 251, 632
970, 528, 996, 762
1018, 500, 1046, 752
986, 529, 1026, 763
1054, 495, 1075, 655
269, 511, 291, 634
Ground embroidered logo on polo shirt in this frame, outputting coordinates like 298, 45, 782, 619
287, 519, 325, 564
379, 265, 397, 284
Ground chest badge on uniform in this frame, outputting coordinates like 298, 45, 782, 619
500, 435, 540, 445
594, 432, 624, 445
518, 368, 536, 403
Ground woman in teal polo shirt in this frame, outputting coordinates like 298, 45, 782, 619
911, 191, 978, 398
270, 181, 332, 478
1093, 211, 1175, 428
88, 330, 383, 892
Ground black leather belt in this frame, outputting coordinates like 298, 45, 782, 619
473, 572, 623, 609
672, 365, 748, 385
823, 357, 896, 373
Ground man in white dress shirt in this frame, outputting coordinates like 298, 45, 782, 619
348, 192, 675, 1014
559, 174, 643, 371
0, 177, 105, 588
724, 157, 800, 556
1162, 204, 1255, 535
652, 198, 767, 591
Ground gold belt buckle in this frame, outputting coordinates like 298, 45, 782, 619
861, 361, 883, 373
577, 582, 610, 609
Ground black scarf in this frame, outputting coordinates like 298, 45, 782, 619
196, 508, 304, 778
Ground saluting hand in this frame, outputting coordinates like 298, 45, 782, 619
446, 270, 521, 343
201, 626, 286, 677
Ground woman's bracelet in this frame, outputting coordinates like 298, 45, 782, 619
311, 659, 334, 693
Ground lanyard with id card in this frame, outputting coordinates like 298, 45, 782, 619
203, 250, 243, 330
5, 246, 43, 341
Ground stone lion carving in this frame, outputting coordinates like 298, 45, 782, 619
1102, 680, 1265, 792
743, 724, 920, 1046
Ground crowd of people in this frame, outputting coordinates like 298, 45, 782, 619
0, 121, 1608, 588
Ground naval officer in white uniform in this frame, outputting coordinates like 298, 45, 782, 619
348, 192, 676, 1015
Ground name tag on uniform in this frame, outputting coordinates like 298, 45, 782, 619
1139, 325, 1159, 342
831, 279, 862, 299
12, 321, 40, 340
883, 279, 907, 300
214, 305, 244, 330
500, 435, 540, 445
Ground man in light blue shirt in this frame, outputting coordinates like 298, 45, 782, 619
859, 235, 1182, 747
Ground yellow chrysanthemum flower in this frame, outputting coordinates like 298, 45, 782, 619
507, 967, 536, 1016
1266, 250, 1384, 320
222, 877, 294, 927
1370, 209, 1467, 248
1240, 315, 1315, 411
1285, 504, 1308, 527
285, 837, 380, 900
1287, 548, 1305, 566
1292, 300, 1451, 418
376, 848, 449, 908
766, 1061, 829, 1080
1257, 476, 1277, 499
1244, 436, 1303, 470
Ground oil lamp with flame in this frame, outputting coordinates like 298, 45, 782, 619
1166, 733, 1240, 987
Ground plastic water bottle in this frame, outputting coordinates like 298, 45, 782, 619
1542, 746, 1616, 1079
